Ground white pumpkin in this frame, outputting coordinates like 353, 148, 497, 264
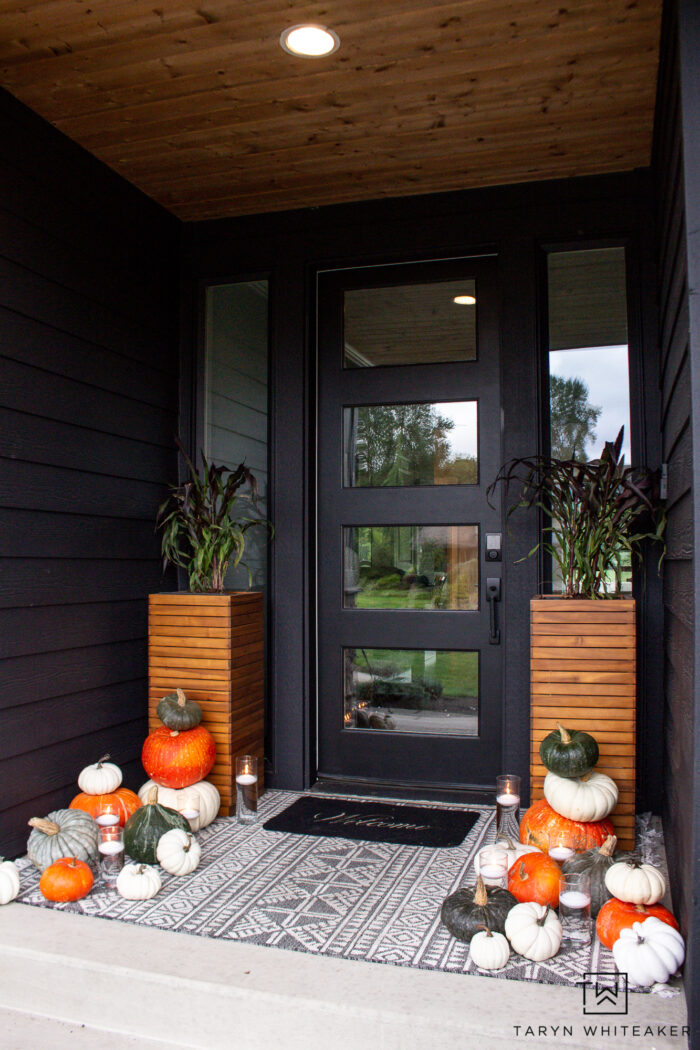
156, 829, 201, 876
505, 902, 562, 961
78, 754, 123, 794
470, 928, 510, 970
138, 779, 220, 831
543, 770, 618, 822
475, 835, 541, 877
116, 863, 162, 900
0, 859, 20, 905
612, 917, 685, 987
604, 860, 666, 905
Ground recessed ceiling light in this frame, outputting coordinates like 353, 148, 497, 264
280, 24, 340, 57
453, 294, 477, 305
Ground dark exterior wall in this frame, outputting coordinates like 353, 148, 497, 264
183, 171, 663, 805
0, 90, 180, 858
654, 0, 700, 1042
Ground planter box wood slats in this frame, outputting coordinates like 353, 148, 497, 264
530, 596, 636, 850
148, 591, 264, 816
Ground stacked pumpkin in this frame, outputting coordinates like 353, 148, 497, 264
69, 755, 142, 826
520, 724, 618, 853
138, 688, 220, 832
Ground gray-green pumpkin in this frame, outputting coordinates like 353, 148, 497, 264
441, 876, 518, 941
27, 809, 99, 871
123, 786, 190, 864
156, 687, 203, 731
539, 723, 599, 778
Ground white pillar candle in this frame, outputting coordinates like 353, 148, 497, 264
549, 845, 575, 862
98, 840, 124, 856
235, 773, 258, 785
559, 889, 591, 909
96, 813, 120, 827
496, 793, 520, 807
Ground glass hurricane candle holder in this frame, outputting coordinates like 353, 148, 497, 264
548, 842, 576, 863
98, 825, 124, 888
178, 786, 201, 832
477, 846, 509, 888
559, 871, 591, 947
495, 774, 520, 840
235, 755, 259, 824
94, 801, 120, 828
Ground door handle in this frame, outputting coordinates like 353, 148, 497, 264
486, 577, 501, 645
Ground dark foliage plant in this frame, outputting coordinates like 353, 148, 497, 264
486, 428, 665, 598
156, 437, 271, 593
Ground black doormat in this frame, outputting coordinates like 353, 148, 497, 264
262, 795, 479, 848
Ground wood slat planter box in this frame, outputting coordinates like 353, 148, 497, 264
530, 596, 636, 850
148, 592, 264, 817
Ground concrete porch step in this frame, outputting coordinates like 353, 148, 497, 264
0, 902, 689, 1050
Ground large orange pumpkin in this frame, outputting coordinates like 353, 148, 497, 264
596, 898, 680, 949
507, 853, 561, 907
69, 788, 142, 827
39, 856, 94, 902
519, 798, 615, 853
142, 725, 216, 789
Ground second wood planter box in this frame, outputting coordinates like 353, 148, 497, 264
530, 596, 636, 850
148, 591, 264, 817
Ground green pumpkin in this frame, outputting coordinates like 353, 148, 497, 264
561, 834, 621, 917
539, 723, 599, 778
27, 809, 99, 871
156, 688, 203, 731
441, 876, 517, 942
123, 786, 190, 864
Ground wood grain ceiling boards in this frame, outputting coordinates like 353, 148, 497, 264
0, 0, 662, 221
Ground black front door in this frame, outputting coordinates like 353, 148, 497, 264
316, 257, 503, 790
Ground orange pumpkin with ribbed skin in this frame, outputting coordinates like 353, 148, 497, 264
39, 857, 94, 902
507, 853, 562, 907
596, 898, 680, 949
142, 725, 216, 789
519, 799, 615, 853
69, 788, 142, 827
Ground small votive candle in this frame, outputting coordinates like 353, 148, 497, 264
549, 844, 575, 863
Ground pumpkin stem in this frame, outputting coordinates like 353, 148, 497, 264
537, 908, 549, 927
176, 688, 187, 708
518, 860, 528, 881
183, 834, 192, 852
476, 924, 493, 937
496, 834, 516, 850
28, 817, 60, 836
557, 723, 571, 744
146, 786, 159, 805
137, 864, 147, 874
95, 754, 111, 767
599, 835, 617, 857
473, 876, 489, 907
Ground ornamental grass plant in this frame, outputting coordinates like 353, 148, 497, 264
157, 437, 271, 593
487, 428, 665, 597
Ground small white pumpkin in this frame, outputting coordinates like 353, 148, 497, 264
0, 858, 20, 905
78, 754, 123, 794
469, 927, 510, 970
474, 835, 541, 877
116, 862, 162, 900
544, 770, 618, 822
138, 779, 220, 831
612, 917, 685, 987
604, 860, 666, 906
505, 902, 562, 961
156, 829, 201, 876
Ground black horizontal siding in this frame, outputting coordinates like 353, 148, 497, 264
0, 88, 179, 858
653, 1, 700, 1045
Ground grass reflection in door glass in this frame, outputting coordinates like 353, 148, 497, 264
343, 648, 478, 737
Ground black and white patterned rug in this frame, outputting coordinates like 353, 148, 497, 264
14, 790, 623, 986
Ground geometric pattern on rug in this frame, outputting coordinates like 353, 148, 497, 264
14, 790, 625, 987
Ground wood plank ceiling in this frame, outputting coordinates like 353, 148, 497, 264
0, 0, 662, 221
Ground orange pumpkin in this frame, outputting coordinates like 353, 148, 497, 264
142, 725, 216, 789
69, 788, 142, 826
596, 898, 680, 949
519, 798, 614, 853
39, 857, 94, 902
507, 852, 562, 907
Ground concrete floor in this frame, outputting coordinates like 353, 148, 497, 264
0, 900, 689, 1050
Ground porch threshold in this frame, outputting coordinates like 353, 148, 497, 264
0, 901, 688, 1050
